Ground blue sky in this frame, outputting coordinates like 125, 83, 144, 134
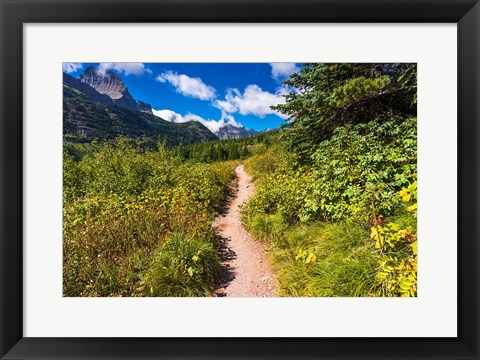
63, 62, 301, 132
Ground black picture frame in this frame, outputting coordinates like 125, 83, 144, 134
1, 1, 479, 359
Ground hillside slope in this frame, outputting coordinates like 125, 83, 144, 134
63, 82, 217, 146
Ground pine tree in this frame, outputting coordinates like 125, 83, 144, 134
272, 63, 417, 160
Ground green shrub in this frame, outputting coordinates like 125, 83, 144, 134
144, 231, 220, 297
242, 116, 417, 297
63, 139, 236, 297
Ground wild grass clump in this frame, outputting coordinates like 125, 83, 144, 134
144, 231, 220, 297
272, 221, 381, 297
247, 213, 287, 243
63, 139, 237, 297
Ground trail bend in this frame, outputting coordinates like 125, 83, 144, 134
213, 164, 278, 297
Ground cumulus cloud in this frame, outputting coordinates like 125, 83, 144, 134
214, 84, 287, 118
152, 108, 242, 134
187, 113, 242, 133
156, 71, 216, 101
63, 62, 83, 73
152, 109, 185, 123
97, 63, 151, 76
270, 63, 299, 80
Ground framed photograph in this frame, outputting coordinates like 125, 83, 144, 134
1, 0, 479, 359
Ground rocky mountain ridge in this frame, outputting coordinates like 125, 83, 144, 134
78, 66, 153, 113
63, 73, 116, 107
215, 124, 268, 140
63, 80, 217, 147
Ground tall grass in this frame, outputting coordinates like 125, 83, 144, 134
273, 222, 381, 297
145, 231, 220, 297
63, 139, 237, 297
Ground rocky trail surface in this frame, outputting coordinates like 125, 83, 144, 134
213, 164, 278, 297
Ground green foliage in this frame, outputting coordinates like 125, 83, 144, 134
144, 231, 220, 297
247, 63, 417, 297
244, 116, 416, 225
309, 116, 417, 221
63, 141, 102, 161
63, 139, 237, 296
373, 182, 418, 297
272, 63, 417, 160
248, 213, 288, 242
243, 106, 417, 297
265, 221, 381, 297
171, 132, 275, 163
329, 75, 391, 108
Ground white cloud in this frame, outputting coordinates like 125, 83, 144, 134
152, 109, 185, 123
63, 63, 83, 73
186, 113, 242, 133
214, 96, 238, 113
97, 63, 150, 76
214, 84, 287, 118
152, 108, 242, 134
156, 71, 216, 101
270, 63, 299, 80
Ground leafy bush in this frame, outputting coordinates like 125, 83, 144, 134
144, 231, 220, 297
63, 139, 237, 297
242, 116, 417, 297
244, 116, 416, 224
373, 182, 417, 297
309, 115, 417, 221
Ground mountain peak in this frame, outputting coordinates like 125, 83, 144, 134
214, 123, 262, 140
80, 66, 128, 100
77, 66, 152, 113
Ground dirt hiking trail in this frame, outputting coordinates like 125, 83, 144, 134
213, 164, 278, 297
